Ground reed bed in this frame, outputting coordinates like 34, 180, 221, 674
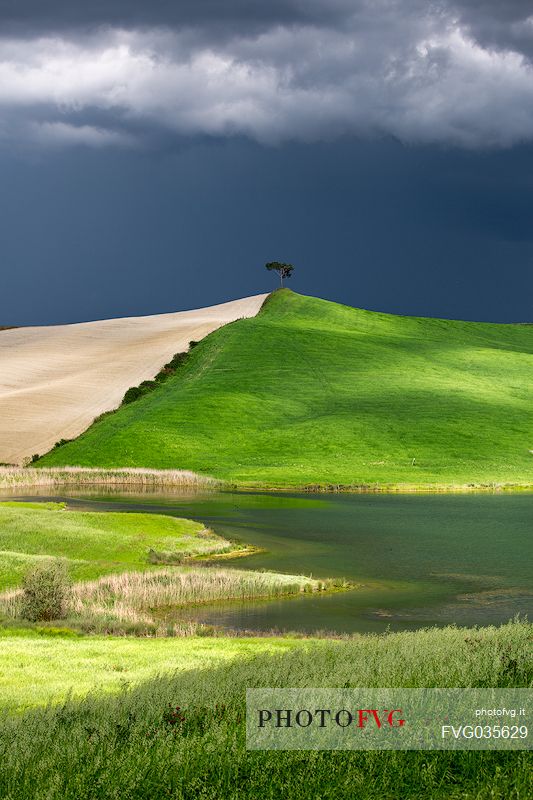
0, 466, 220, 489
0, 567, 337, 633
68, 568, 332, 627
72, 567, 327, 609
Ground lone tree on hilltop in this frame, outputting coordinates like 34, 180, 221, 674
265, 261, 294, 288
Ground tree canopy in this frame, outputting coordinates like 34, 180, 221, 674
265, 262, 294, 287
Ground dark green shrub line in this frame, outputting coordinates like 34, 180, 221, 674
51, 437, 74, 450
33, 437, 75, 462
121, 344, 196, 406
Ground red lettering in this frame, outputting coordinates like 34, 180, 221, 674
386, 709, 405, 728
357, 709, 382, 728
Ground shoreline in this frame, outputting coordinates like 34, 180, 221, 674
1, 466, 533, 495
228, 480, 533, 495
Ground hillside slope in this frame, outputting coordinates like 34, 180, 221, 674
0, 294, 267, 465
39, 290, 533, 488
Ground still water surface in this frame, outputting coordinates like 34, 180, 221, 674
4, 489, 532, 634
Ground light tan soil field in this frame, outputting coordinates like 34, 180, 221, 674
0, 295, 267, 465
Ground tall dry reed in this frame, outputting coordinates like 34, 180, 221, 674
0, 466, 220, 489
70, 567, 327, 619
0, 567, 334, 630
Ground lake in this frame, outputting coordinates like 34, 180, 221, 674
3, 489, 532, 634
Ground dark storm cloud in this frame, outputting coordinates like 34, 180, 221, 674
1, 0, 533, 149
2, 1, 533, 50
0, 1, 351, 36
453, 0, 533, 24
2, 1, 532, 329
0, 1, 530, 36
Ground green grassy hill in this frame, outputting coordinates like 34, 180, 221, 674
39, 289, 533, 488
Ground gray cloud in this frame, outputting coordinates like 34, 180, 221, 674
2, 1, 532, 46
0, 1, 352, 36
453, 1, 533, 58
1, 1, 533, 149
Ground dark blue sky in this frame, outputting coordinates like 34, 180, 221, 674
2, 138, 532, 325
1, 1, 533, 325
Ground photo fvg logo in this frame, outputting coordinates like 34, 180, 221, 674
258, 708, 405, 730
246, 689, 531, 751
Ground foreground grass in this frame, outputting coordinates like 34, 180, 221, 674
39, 289, 533, 489
0, 621, 530, 799
0, 502, 231, 589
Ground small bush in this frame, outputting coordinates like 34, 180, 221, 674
21, 560, 72, 622
53, 438, 73, 449
122, 386, 145, 404
147, 548, 186, 565
164, 352, 188, 370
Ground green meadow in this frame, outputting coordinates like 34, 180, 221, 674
0, 620, 530, 799
39, 289, 533, 489
0, 631, 297, 710
0, 502, 227, 588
